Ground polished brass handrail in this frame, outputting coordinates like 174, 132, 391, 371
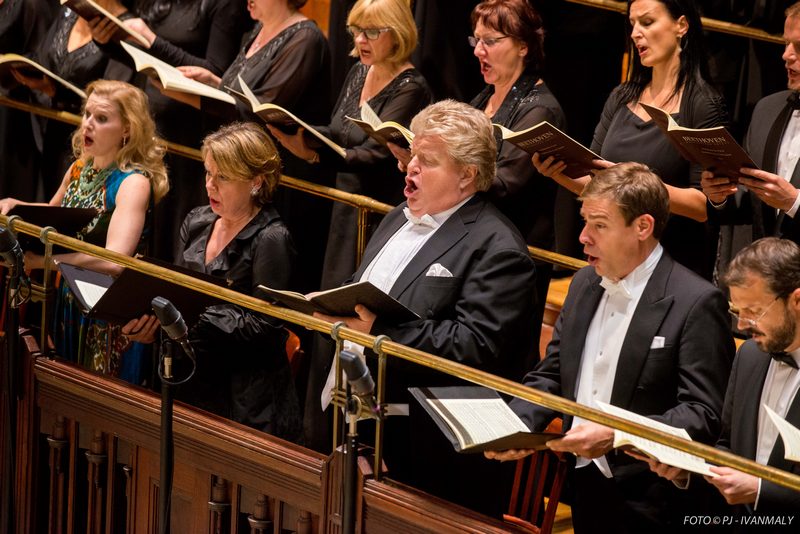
4, 215, 800, 494
565, 0, 784, 44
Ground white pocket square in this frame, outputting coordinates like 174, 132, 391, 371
425, 263, 453, 277
650, 336, 665, 349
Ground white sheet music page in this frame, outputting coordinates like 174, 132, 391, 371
74, 280, 108, 309
764, 404, 800, 462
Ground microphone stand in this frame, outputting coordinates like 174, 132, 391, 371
342, 388, 361, 534
1, 257, 21, 533
158, 340, 175, 534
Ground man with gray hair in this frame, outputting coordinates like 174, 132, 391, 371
309, 100, 537, 510
489, 162, 734, 533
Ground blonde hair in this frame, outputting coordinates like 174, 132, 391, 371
201, 122, 282, 206
409, 100, 496, 191
347, 0, 418, 66
72, 80, 169, 203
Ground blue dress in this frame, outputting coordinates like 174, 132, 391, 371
53, 160, 150, 384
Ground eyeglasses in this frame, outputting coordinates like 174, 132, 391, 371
347, 26, 391, 40
468, 35, 509, 48
728, 296, 781, 329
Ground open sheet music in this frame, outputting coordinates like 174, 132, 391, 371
410, 386, 562, 453
596, 401, 716, 477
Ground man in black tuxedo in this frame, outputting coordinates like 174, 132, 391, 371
647, 238, 800, 528
704, 3, 800, 256
310, 100, 537, 511
488, 162, 735, 533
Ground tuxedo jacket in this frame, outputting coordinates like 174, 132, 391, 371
717, 90, 800, 243
718, 340, 800, 515
511, 253, 735, 463
353, 194, 538, 399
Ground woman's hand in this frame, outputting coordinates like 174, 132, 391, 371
387, 142, 411, 172
0, 197, 20, 215
10, 69, 56, 97
532, 153, 591, 195
701, 170, 737, 206
176, 66, 220, 88
87, 16, 119, 45
123, 18, 157, 47
266, 125, 318, 162
121, 314, 160, 344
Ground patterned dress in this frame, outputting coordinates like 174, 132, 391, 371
53, 159, 151, 384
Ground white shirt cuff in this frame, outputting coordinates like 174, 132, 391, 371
785, 191, 800, 218
754, 478, 762, 510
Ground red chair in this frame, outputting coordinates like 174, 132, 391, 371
503, 419, 568, 534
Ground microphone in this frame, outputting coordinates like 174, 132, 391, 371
339, 350, 380, 417
0, 227, 25, 303
151, 296, 196, 369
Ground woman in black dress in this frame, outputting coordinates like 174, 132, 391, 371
126, 122, 302, 440
269, 0, 432, 290
534, 0, 727, 278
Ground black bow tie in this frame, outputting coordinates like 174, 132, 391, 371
788, 92, 800, 111
771, 351, 799, 369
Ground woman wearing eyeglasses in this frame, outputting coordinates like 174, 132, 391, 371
468, 0, 566, 362
269, 0, 432, 291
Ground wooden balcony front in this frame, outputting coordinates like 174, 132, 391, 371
4, 330, 526, 533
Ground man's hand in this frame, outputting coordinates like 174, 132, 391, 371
705, 466, 758, 505
701, 170, 738, 204
738, 167, 799, 212
484, 449, 536, 462
546, 421, 614, 458
625, 450, 688, 482
313, 304, 377, 334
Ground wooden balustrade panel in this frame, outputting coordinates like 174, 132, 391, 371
31, 355, 329, 531
361, 479, 516, 534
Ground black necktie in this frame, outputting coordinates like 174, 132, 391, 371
770, 351, 799, 369
788, 92, 800, 111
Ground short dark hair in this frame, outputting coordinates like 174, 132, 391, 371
579, 162, 670, 239
471, 0, 545, 76
722, 238, 800, 298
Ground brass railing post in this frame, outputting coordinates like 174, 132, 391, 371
329, 321, 346, 451
371, 334, 390, 481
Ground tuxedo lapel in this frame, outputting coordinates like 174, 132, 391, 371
611, 255, 674, 408
388, 197, 479, 298
560, 273, 604, 401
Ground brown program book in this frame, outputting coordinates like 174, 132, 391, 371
61, 0, 149, 48
495, 122, 602, 179
641, 103, 758, 180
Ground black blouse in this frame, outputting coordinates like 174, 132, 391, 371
174, 205, 302, 440
471, 74, 565, 246
206, 20, 331, 126
316, 62, 432, 202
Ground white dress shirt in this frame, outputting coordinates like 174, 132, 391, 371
777, 110, 800, 217
754, 348, 800, 509
572, 244, 663, 477
320, 197, 472, 411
